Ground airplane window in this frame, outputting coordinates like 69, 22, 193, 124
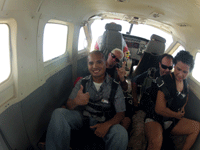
43, 23, 68, 62
130, 24, 173, 50
0, 24, 10, 84
78, 27, 88, 51
192, 52, 200, 82
172, 45, 185, 57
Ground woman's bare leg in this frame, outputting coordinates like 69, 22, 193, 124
171, 118, 200, 150
121, 117, 131, 130
145, 121, 163, 150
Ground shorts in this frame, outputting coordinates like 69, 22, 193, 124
145, 117, 173, 130
144, 118, 155, 123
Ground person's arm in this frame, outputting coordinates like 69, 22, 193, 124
155, 90, 184, 120
116, 61, 128, 91
120, 80, 128, 91
131, 82, 138, 107
66, 85, 90, 110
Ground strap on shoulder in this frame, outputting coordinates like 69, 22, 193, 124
81, 78, 88, 93
156, 77, 173, 106
183, 79, 189, 94
109, 79, 119, 103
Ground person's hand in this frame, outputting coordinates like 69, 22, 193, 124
74, 85, 90, 106
90, 123, 111, 138
176, 110, 185, 119
116, 61, 126, 82
181, 107, 185, 114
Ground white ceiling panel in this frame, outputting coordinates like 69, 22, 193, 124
2, 0, 42, 11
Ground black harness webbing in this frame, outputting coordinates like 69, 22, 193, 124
157, 73, 188, 132
81, 78, 119, 121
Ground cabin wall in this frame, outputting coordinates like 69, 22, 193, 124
185, 90, 200, 150
0, 65, 73, 149
0, 9, 90, 149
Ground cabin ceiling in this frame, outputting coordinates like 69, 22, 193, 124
1, 0, 200, 48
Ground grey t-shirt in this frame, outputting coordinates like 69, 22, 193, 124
69, 74, 126, 114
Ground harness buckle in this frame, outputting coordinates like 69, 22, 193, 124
156, 77, 164, 87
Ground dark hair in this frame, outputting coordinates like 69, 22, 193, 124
88, 50, 106, 61
160, 53, 173, 63
174, 50, 194, 72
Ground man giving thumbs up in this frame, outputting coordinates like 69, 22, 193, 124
46, 51, 128, 150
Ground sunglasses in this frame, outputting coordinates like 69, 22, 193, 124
111, 53, 120, 63
161, 64, 173, 70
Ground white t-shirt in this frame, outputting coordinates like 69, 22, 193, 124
93, 82, 103, 91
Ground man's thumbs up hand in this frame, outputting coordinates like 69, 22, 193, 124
74, 85, 90, 106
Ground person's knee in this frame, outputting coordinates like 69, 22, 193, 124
121, 117, 131, 130
51, 108, 68, 119
111, 124, 128, 141
192, 121, 200, 134
148, 136, 162, 148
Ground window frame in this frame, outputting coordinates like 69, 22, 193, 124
78, 26, 88, 52
192, 51, 200, 83
0, 18, 17, 113
43, 21, 69, 65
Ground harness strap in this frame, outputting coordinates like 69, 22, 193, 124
81, 78, 88, 93
141, 67, 157, 95
156, 77, 173, 105
109, 80, 119, 103
81, 78, 118, 101
81, 78, 119, 121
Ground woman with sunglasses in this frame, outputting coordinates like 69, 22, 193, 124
153, 50, 200, 150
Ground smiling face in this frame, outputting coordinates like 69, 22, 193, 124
159, 56, 173, 76
88, 53, 106, 79
174, 61, 190, 82
106, 50, 123, 68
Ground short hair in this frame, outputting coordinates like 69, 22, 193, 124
159, 53, 173, 63
111, 48, 124, 60
88, 50, 106, 61
174, 50, 194, 72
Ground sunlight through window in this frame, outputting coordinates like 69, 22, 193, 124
78, 27, 88, 51
0, 24, 10, 84
43, 23, 68, 62
131, 24, 173, 50
192, 52, 200, 82
172, 45, 185, 57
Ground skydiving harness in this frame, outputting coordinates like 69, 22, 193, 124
139, 68, 188, 131
158, 73, 188, 150
159, 73, 188, 133
81, 78, 119, 122
139, 67, 157, 104
138, 67, 159, 113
